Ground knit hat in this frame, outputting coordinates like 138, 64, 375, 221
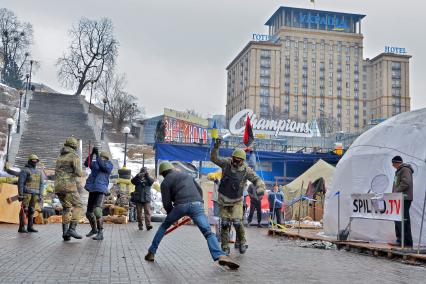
391, 156, 403, 163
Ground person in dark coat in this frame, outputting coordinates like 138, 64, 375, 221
268, 185, 284, 225
247, 183, 263, 227
391, 155, 414, 247
84, 147, 113, 241
144, 161, 239, 270
131, 167, 154, 230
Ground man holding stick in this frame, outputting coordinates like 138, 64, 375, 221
144, 161, 239, 270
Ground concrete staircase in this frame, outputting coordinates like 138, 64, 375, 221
14, 92, 97, 170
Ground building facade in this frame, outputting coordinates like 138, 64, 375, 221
226, 6, 411, 135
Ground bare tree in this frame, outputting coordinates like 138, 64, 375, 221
97, 71, 143, 130
57, 17, 118, 95
0, 8, 33, 87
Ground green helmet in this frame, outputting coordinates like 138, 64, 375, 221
64, 137, 78, 149
100, 151, 110, 160
28, 154, 39, 161
159, 161, 174, 174
232, 148, 246, 160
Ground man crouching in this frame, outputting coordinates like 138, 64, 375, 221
144, 161, 239, 270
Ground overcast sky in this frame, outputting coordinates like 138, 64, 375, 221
2, 0, 425, 117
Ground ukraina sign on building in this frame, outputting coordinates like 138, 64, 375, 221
229, 109, 313, 138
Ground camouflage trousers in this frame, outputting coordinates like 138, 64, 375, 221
57, 192, 83, 224
219, 201, 245, 250
22, 193, 38, 213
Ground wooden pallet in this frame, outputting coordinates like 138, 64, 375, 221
268, 228, 426, 265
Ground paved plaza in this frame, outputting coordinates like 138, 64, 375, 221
0, 223, 425, 283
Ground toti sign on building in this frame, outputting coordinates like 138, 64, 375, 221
163, 108, 209, 144
229, 109, 314, 138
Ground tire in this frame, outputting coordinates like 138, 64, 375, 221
118, 168, 132, 179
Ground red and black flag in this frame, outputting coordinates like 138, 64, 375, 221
243, 115, 254, 147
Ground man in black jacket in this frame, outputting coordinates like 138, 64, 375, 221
131, 167, 155, 230
247, 183, 263, 227
144, 161, 239, 270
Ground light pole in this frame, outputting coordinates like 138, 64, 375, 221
24, 74, 29, 108
17, 93, 23, 134
88, 80, 94, 113
130, 103, 137, 134
122, 126, 130, 167
101, 97, 108, 140
29, 60, 33, 90
6, 118, 14, 163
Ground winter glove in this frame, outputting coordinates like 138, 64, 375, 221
256, 186, 265, 196
92, 147, 99, 157
214, 138, 222, 149
18, 195, 24, 202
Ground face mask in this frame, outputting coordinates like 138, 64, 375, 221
232, 158, 243, 168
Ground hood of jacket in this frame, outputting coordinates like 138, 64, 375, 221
396, 163, 414, 174
60, 145, 76, 155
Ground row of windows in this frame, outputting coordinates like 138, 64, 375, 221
284, 38, 361, 54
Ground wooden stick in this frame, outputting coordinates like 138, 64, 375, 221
165, 216, 191, 235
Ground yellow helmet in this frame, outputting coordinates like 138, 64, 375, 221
232, 148, 246, 160
28, 154, 39, 161
64, 137, 78, 149
159, 161, 174, 174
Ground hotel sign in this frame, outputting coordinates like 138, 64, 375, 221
384, 46, 407, 55
252, 33, 280, 43
229, 109, 313, 138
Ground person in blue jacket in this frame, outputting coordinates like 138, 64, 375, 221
268, 185, 284, 225
84, 147, 113, 240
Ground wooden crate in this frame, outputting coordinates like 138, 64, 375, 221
0, 183, 20, 224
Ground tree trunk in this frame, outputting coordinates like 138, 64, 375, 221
75, 81, 86, 95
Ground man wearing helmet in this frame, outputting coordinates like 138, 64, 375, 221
54, 137, 84, 241
210, 139, 265, 254
17, 154, 44, 233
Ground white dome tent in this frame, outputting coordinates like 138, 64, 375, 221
324, 108, 426, 246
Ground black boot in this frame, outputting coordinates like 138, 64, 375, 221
67, 221, 82, 239
93, 218, 104, 240
239, 244, 248, 254
86, 213, 98, 237
18, 210, 27, 233
27, 213, 38, 233
62, 223, 71, 241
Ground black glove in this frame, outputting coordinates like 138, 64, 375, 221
18, 195, 24, 202
92, 147, 99, 156
214, 138, 222, 148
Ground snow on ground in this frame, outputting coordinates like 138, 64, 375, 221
108, 143, 155, 176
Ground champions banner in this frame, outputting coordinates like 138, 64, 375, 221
351, 193, 403, 222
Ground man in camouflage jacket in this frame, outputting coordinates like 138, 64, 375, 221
210, 139, 265, 254
54, 137, 84, 241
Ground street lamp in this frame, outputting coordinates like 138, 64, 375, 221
24, 74, 29, 108
101, 97, 108, 140
17, 93, 23, 134
6, 118, 14, 163
29, 60, 33, 91
88, 80, 95, 113
122, 126, 130, 167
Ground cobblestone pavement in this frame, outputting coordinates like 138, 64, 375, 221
0, 223, 424, 284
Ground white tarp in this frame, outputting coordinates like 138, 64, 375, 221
324, 108, 426, 245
